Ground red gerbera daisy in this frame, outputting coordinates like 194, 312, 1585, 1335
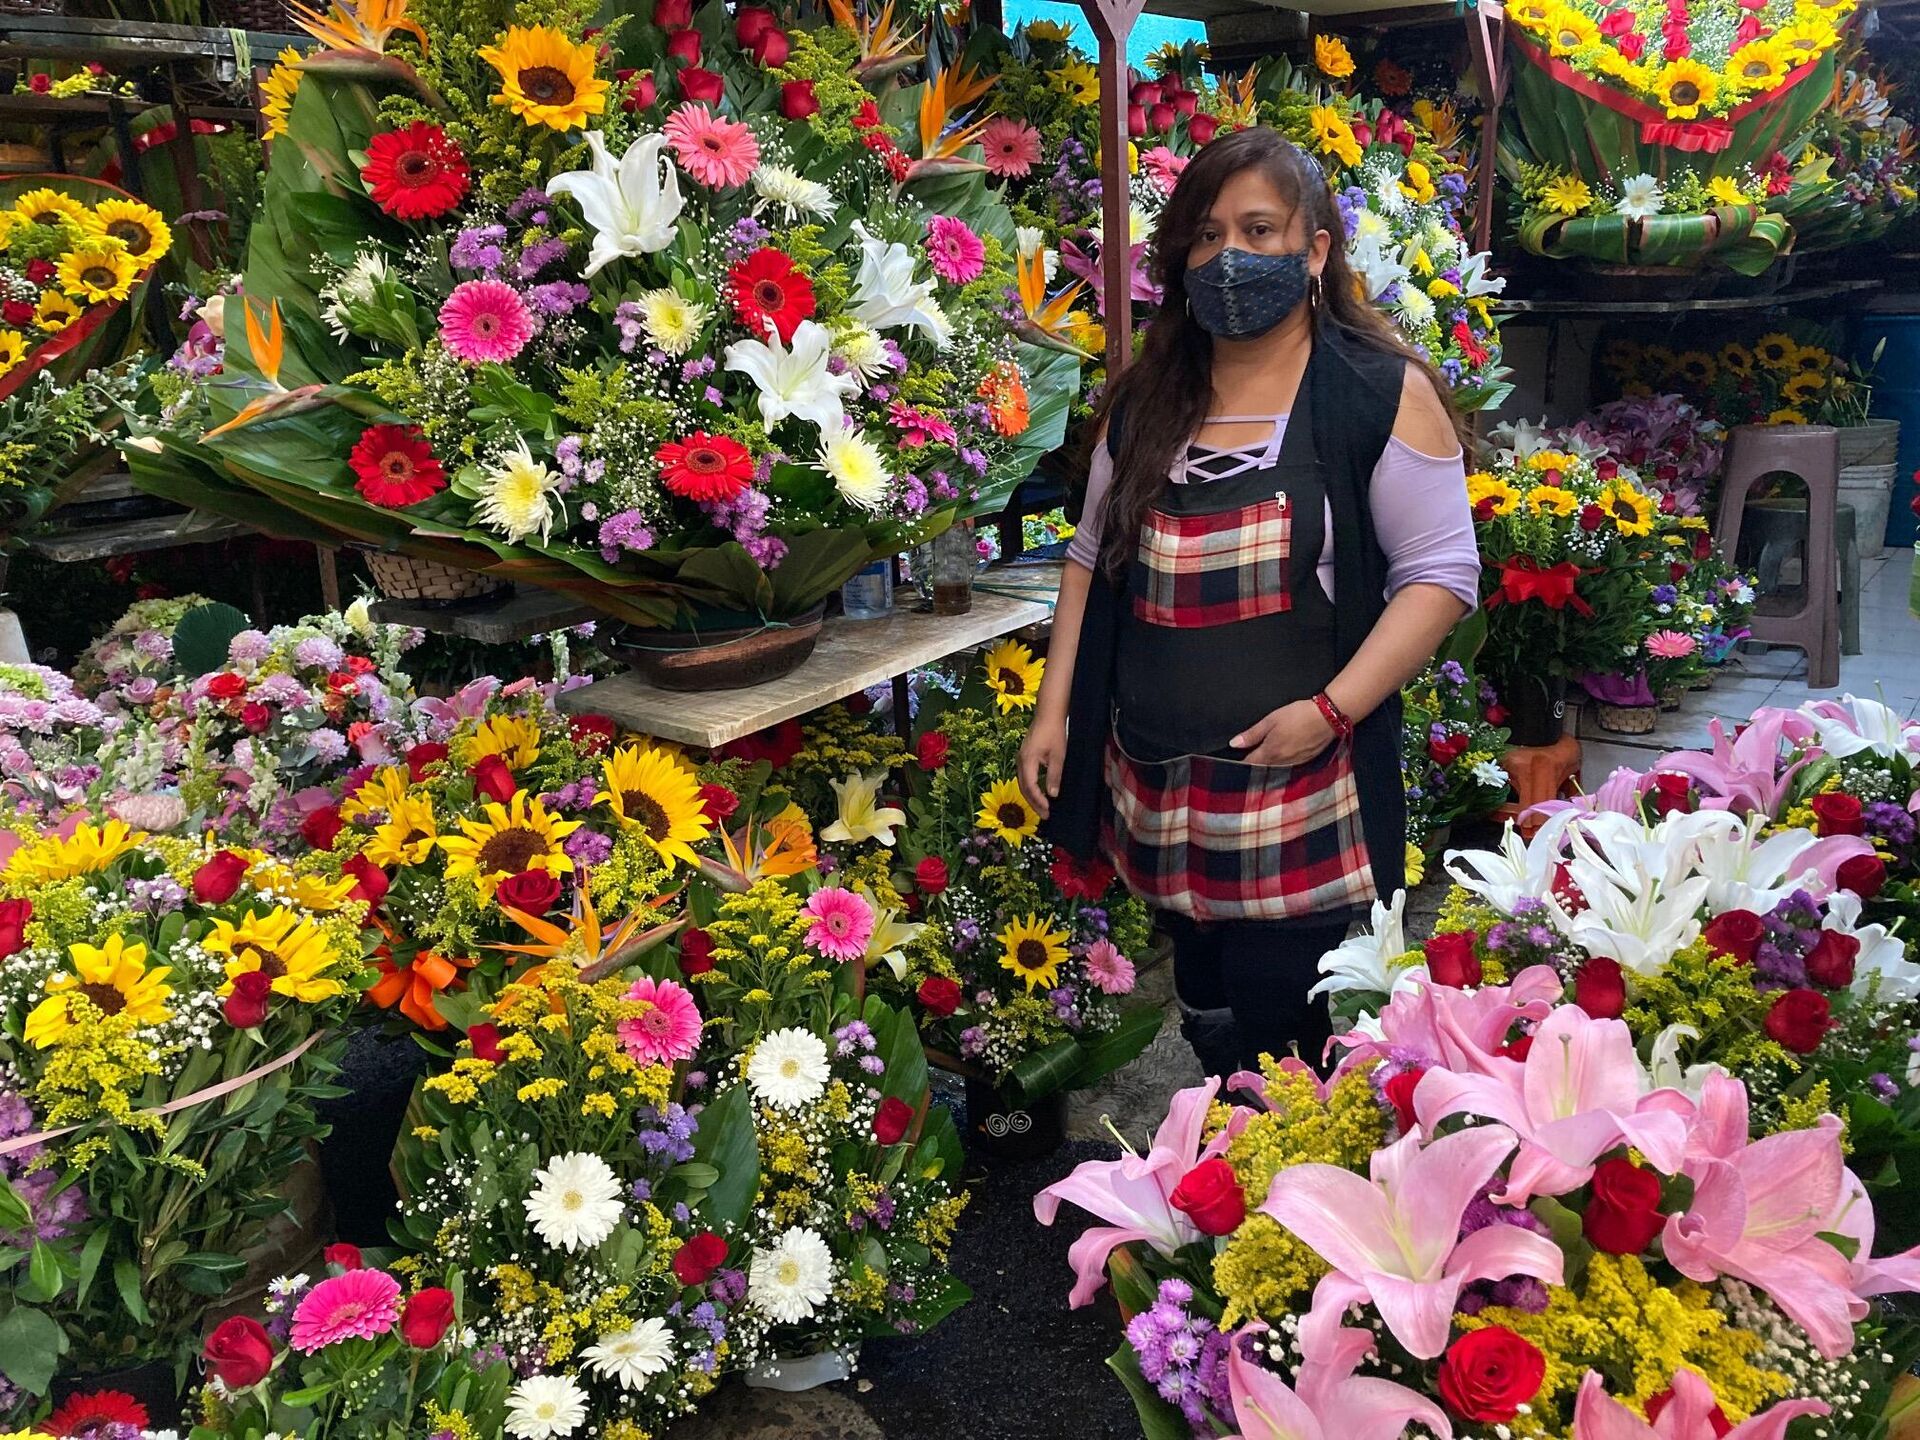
348, 424, 447, 507
1049, 847, 1115, 901
360, 122, 470, 221
656, 431, 754, 503
45, 1389, 151, 1437
726, 248, 815, 344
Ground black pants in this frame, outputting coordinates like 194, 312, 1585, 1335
1165, 914, 1349, 1081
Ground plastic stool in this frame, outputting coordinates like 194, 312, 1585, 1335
1493, 734, 1584, 839
1714, 425, 1842, 688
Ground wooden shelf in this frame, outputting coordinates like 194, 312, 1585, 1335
369, 586, 601, 645
1494, 278, 1881, 321
0, 16, 311, 64
28, 509, 243, 562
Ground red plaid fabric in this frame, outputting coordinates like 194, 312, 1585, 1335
1102, 734, 1375, 921
1131, 496, 1291, 628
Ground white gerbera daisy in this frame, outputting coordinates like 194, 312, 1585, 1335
748, 1226, 835, 1324
475, 440, 563, 544
745, 1027, 830, 1109
524, 1151, 623, 1252
815, 429, 891, 512
505, 1375, 588, 1439
833, 323, 893, 384
1615, 173, 1665, 221
752, 163, 836, 220
637, 287, 711, 357
582, 1317, 676, 1390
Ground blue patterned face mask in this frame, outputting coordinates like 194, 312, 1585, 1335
1184, 246, 1311, 340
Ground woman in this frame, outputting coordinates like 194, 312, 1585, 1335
1017, 128, 1479, 1079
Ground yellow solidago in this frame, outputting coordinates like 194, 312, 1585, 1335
423, 1406, 477, 1440
916, 1191, 969, 1258
423, 1056, 498, 1105
32, 1006, 168, 1129
1621, 941, 1790, 1075
603, 1423, 652, 1440
1775, 1080, 1847, 1151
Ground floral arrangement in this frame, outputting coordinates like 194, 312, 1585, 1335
0, 361, 143, 549
1401, 658, 1513, 854
0, 663, 113, 819
1780, 49, 1920, 251
1521, 394, 1725, 516
130, 0, 1074, 628
1600, 330, 1874, 426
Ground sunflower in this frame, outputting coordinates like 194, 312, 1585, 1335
1782, 371, 1826, 405
1753, 332, 1799, 370
1591, 48, 1648, 85
597, 743, 711, 871
1599, 482, 1655, 536
1526, 485, 1580, 517
1774, 17, 1837, 56
259, 46, 303, 141
982, 639, 1044, 714
468, 712, 542, 771
438, 793, 581, 900
1466, 472, 1521, 515
33, 290, 80, 332
12, 187, 87, 231
1314, 35, 1356, 78
1766, 407, 1809, 425
997, 913, 1070, 994
57, 244, 139, 304
1025, 18, 1073, 40
1652, 59, 1718, 119
0, 331, 24, 378
207, 907, 346, 1003
1307, 105, 1361, 167
1792, 344, 1831, 375
976, 780, 1040, 847
341, 764, 414, 823
1600, 338, 1641, 379
25, 934, 172, 1047
1544, 5, 1599, 56
7, 818, 144, 884
1048, 60, 1100, 106
1726, 39, 1790, 92
1673, 351, 1716, 387
1717, 342, 1755, 376
1508, 0, 1554, 30
250, 862, 361, 912
1541, 173, 1593, 215
477, 25, 609, 132
1640, 343, 1678, 378
365, 793, 440, 867
84, 198, 171, 266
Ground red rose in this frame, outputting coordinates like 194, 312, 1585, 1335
916, 731, 949, 769
665, 26, 701, 63
1485, 703, 1510, 725
404, 741, 449, 781
568, 714, 617, 755
1438, 1326, 1547, 1423
750, 27, 789, 66
1423, 931, 1483, 989
1169, 1157, 1246, 1236
1805, 930, 1860, 989
1130, 80, 1163, 106
915, 856, 950, 894
1187, 113, 1218, 144
1648, 1387, 1733, 1437
400, 1287, 456, 1348
224, 971, 272, 1029
301, 805, 344, 851
1383, 1067, 1424, 1134
1765, 987, 1832, 1053
469, 754, 517, 805
467, 1022, 505, 1062
735, 5, 776, 44
203, 1315, 275, 1389
917, 974, 963, 1017
24, 259, 53, 285
1648, 771, 1693, 818
1809, 792, 1864, 837
622, 69, 658, 112
193, 849, 251, 905
678, 926, 716, 976
1582, 1157, 1666, 1254
780, 79, 820, 120
1574, 956, 1627, 1020
1, 300, 32, 328
496, 869, 561, 917
1148, 102, 1175, 131
324, 1242, 364, 1271
1172, 89, 1198, 117
1049, 850, 1116, 902
205, 671, 247, 701
678, 65, 724, 103
1499, 1034, 1534, 1062
1427, 733, 1470, 766
1837, 853, 1887, 900
1127, 102, 1147, 137
341, 854, 390, 908
1579, 503, 1607, 531
673, 1231, 729, 1286
0, 898, 30, 960
1702, 909, 1765, 964
873, 1096, 916, 1145
239, 701, 273, 735
653, 0, 693, 25
699, 783, 740, 821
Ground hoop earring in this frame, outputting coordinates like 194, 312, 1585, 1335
1310, 273, 1324, 310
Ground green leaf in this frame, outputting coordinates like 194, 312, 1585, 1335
76, 1223, 109, 1305
0, 1307, 66, 1394
670, 1162, 719, 1190
1106, 1341, 1194, 1440
684, 1083, 759, 1231
19, 1241, 64, 1305
172, 602, 253, 680
113, 1254, 153, 1325
0, 1178, 30, 1233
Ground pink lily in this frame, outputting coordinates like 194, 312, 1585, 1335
1228, 1057, 1334, 1109
1058, 236, 1162, 314
1530, 764, 1650, 820
410, 676, 501, 736
1033, 1079, 1248, 1308
1225, 1321, 1453, 1440
1654, 712, 1806, 818
1260, 1124, 1564, 1359
1333, 965, 1562, 1080
1817, 1167, 1920, 1304
1414, 1005, 1694, 1203
1573, 1368, 1826, 1440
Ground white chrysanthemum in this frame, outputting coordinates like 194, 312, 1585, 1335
1395, 285, 1436, 327
1350, 209, 1392, 244
748, 1226, 835, 1324
1014, 224, 1060, 281
745, 1027, 830, 1109
505, 1375, 588, 1439
1374, 170, 1410, 216
582, 1318, 676, 1390
475, 440, 563, 544
1616, 173, 1665, 222
321, 251, 389, 337
637, 287, 710, 357
524, 1151, 623, 1252
1472, 759, 1509, 787
834, 323, 893, 384
815, 429, 891, 512
752, 163, 835, 220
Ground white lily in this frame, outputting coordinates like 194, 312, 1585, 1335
1346, 232, 1409, 301
1800, 694, 1920, 761
548, 132, 684, 276
724, 320, 860, 437
1691, 812, 1846, 913
848, 221, 950, 348
1309, 889, 1423, 1000
858, 885, 926, 981
1546, 816, 1716, 974
1648, 1024, 1723, 1099
1457, 250, 1507, 298
818, 769, 907, 847
1823, 891, 1920, 1002
1444, 810, 1578, 916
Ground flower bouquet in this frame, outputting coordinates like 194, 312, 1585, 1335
1401, 657, 1513, 853
1602, 330, 1874, 426
1772, 48, 1919, 253
127, 0, 1076, 638
1540, 394, 1725, 516
0, 663, 114, 820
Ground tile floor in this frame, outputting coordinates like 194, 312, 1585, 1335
1577, 545, 1920, 786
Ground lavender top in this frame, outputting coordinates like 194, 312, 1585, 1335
1065, 416, 1480, 609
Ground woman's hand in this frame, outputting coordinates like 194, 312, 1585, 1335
1018, 714, 1068, 819
1231, 699, 1335, 766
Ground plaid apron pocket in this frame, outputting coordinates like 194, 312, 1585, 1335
1132, 496, 1292, 628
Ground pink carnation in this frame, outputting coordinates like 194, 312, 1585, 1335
925, 215, 986, 285
438, 279, 536, 364
1646, 629, 1698, 660
618, 975, 703, 1066
801, 884, 874, 963
290, 1269, 403, 1352
663, 102, 759, 189
979, 116, 1042, 178
1081, 938, 1135, 996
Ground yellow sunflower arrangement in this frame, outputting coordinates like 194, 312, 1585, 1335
1466, 472, 1521, 516
11, 187, 87, 231
341, 764, 415, 824
1753, 332, 1799, 369
0, 331, 23, 377
596, 743, 711, 870
1526, 485, 1581, 517
1546, 6, 1600, 57
982, 639, 1044, 714
1717, 342, 1755, 376
1652, 59, 1718, 118
32, 290, 79, 332
439, 792, 582, 900
976, 780, 1040, 847
85, 197, 171, 266
996, 914, 1070, 993
1599, 481, 1656, 536
478, 25, 609, 131
1048, 59, 1100, 106
56, 243, 139, 304
1313, 35, 1356, 79
1672, 351, 1716, 387
1726, 38, 1790, 92
24, 934, 172, 1047
207, 907, 348, 1003
365, 792, 440, 867
5, 819, 145, 885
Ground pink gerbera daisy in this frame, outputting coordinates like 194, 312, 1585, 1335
801, 884, 874, 963
1140, 145, 1189, 198
925, 215, 986, 285
618, 975, 703, 1066
1646, 629, 1698, 660
290, 1269, 402, 1352
662, 102, 760, 189
1080, 938, 1136, 996
438, 279, 536, 364
979, 115, 1042, 178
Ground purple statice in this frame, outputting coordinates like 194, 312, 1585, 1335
564, 829, 614, 868
832, 1020, 877, 1059
630, 1177, 653, 1203
1441, 357, 1464, 386
1124, 1279, 1234, 1436
1438, 659, 1468, 687
540, 776, 598, 813
1650, 584, 1679, 609
1483, 897, 1567, 973
597, 509, 657, 564
1454, 1185, 1553, 1315
126, 874, 187, 916
1755, 890, 1823, 989
1865, 801, 1917, 848
725, 215, 771, 257
1870, 1072, 1900, 1100
450, 223, 508, 273
517, 236, 570, 278
1049, 987, 1082, 1032
637, 1103, 698, 1164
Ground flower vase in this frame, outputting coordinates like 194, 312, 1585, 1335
1495, 671, 1566, 748
963, 1077, 1068, 1161
743, 1346, 859, 1391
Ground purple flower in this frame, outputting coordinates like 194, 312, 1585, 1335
451, 224, 507, 272
564, 829, 614, 867
292, 636, 343, 672
597, 510, 657, 564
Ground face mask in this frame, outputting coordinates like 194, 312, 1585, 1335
1184, 246, 1311, 340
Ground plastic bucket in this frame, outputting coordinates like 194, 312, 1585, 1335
1839, 462, 1898, 561
1855, 319, 1920, 549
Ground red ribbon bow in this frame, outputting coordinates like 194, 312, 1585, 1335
1486, 557, 1595, 615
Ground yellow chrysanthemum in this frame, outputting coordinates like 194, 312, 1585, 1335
341, 764, 414, 823
1753, 332, 1798, 370
259, 46, 303, 140
1545, 5, 1599, 56
1314, 35, 1355, 79
1541, 173, 1593, 215
365, 793, 440, 867
84, 198, 171, 266
0, 331, 24, 378
57, 244, 138, 304
1600, 482, 1655, 536
997, 913, 1070, 993
976, 780, 1040, 847
7, 819, 144, 884
12, 187, 87, 231
1726, 38, 1791, 91
982, 639, 1044, 713
1653, 58, 1718, 118
1048, 60, 1100, 106
1706, 175, 1752, 207
25, 934, 172, 1047
33, 290, 79, 333
1308, 105, 1361, 167
468, 713, 541, 771
207, 907, 346, 1002
1466, 472, 1521, 515
596, 743, 710, 871
438, 793, 581, 900
478, 25, 609, 131
1526, 485, 1580, 517
1405, 841, 1426, 888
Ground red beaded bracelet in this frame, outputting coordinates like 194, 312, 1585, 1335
1312, 691, 1354, 741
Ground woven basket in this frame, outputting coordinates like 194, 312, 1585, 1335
0, 0, 64, 14
1595, 703, 1658, 735
363, 551, 507, 604
209, 0, 293, 28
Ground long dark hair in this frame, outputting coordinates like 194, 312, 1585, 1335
1089, 126, 1466, 579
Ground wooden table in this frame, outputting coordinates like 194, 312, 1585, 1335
369, 587, 601, 645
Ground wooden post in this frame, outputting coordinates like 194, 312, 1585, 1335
1465, 0, 1507, 258
1080, 0, 1144, 380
